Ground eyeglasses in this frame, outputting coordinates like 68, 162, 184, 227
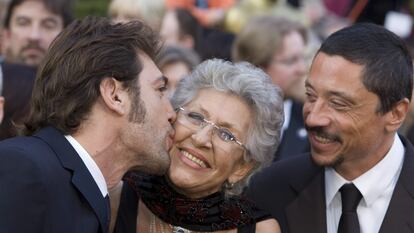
176, 107, 248, 151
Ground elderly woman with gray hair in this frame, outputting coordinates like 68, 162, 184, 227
112, 59, 284, 233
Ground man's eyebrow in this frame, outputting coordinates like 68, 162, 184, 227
153, 75, 168, 86
327, 90, 356, 104
42, 18, 59, 23
305, 80, 356, 104
162, 76, 168, 86
14, 15, 30, 21
304, 80, 317, 93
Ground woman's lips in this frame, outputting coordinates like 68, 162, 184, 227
178, 147, 211, 169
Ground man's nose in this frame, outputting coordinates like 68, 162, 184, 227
28, 25, 41, 40
166, 99, 176, 124
304, 100, 331, 127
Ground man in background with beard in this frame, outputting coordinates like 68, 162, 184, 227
0, 0, 73, 139
1, 0, 73, 67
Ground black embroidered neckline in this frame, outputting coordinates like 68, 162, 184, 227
125, 173, 257, 232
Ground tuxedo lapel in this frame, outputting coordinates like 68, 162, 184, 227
379, 137, 414, 233
35, 127, 109, 233
286, 169, 327, 233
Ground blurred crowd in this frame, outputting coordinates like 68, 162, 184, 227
1, 0, 414, 159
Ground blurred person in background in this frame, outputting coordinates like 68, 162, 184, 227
160, 7, 235, 61
165, 0, 235, 27
0, 61, 36, 140
160, 8, 199, 49
0, 0, 73, 140
0, 64, 4, 124
232, 15, 309, 161
0, 0, 10, 59
224, 0, 310, 35
108, 0, 165, 31
2, 0, 74, 67
156, 45, 200, 98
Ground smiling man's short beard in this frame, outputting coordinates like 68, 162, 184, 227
311, 151, 345, 168
306, 125, 345, 167
127, 83, 147, 123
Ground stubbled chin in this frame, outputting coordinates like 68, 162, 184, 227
311, 150, 343, 167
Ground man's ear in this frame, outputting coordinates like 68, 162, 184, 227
99, 77, 129, 116
385, 98, 410, 133
0, 96, 4, 124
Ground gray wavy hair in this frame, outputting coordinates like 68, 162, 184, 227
171, 59, 284, 196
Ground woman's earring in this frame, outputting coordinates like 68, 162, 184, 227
224, 180, 234, 190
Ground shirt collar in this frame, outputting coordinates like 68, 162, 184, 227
283, 99, 293, 132
325, 166, 348, 206
353, 135, 404, 206
65, 135, 108, 197
325, 135, 404, 207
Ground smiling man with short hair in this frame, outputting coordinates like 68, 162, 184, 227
246, 23, 414, 233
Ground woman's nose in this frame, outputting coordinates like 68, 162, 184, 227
190, 124, 213, 148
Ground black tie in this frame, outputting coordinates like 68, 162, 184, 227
338, 183, 362, 233
105, 195, 111, 233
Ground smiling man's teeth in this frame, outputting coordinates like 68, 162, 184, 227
182, 151, 207, 168
314, 134, 334, 144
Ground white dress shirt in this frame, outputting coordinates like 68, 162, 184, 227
281, 99, 293, 138
325, 135, 404, 233
65, 135, 108, 197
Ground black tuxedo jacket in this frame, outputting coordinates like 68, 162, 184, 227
0, 127, 109, 233
247, 136, 414, 233
274, 101, 309, 161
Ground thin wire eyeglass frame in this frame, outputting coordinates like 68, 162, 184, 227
176, 107, 248, 151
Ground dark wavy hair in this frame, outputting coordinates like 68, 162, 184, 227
23, 16, 161, 135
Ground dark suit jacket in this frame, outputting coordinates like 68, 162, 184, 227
274, 100, 309, 161
0, 62, 36, 140
246, 136, 414, 233
0, 127, 109, 233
